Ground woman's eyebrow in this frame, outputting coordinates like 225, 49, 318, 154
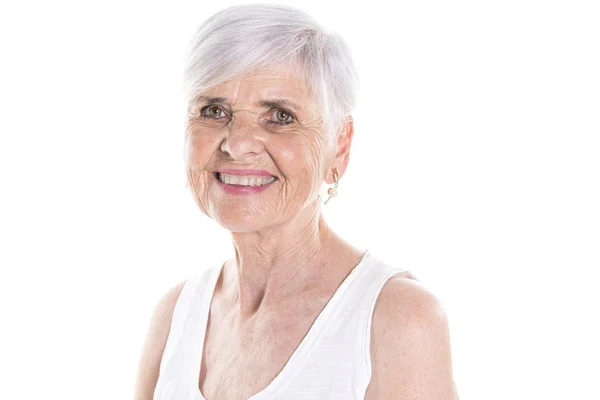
197, 96, 228, 104
258, 99, 302, 111
196, 96, 303, 112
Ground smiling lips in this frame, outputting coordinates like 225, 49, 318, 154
217, 172, 276, 186
213, 169, 278, 194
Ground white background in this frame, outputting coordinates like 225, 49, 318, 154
1, 0, 598, 399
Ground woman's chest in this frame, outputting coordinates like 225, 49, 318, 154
198, 303, 322, 400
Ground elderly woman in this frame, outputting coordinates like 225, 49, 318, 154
135, 4, 457, 400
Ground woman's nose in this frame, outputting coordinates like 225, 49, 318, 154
219, 114, 264, 159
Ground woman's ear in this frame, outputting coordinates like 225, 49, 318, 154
334, 115, 354, 178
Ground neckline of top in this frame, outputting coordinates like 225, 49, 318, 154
194, 249, 372, 400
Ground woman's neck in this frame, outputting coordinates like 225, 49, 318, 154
226, 212, 336, 317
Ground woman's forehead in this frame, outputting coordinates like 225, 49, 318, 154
200, 64, 313, 107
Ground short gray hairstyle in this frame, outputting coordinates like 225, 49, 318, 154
184, 4, 359, 135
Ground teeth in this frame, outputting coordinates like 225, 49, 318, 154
217, 173, 276, 186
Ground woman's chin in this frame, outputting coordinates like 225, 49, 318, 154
213, 212, 271, 233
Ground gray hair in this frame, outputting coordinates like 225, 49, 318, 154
183, 4, 359, 135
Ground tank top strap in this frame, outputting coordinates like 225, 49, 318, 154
158, 265, 220, 376
320, 250, 410, 337
301, 251, 412, 395
155, 253, 416, 399
353, 252, 414, 389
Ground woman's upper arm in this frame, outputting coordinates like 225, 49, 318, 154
133, 281, 186, 400
366, 276, 458, 400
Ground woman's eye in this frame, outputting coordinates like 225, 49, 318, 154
201, 105, 226, 119
272, 108, 295, 125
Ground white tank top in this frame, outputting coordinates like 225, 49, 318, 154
154, 250, 411, 400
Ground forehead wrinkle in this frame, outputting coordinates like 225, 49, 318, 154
202, 65, 319, 117
228, 77, 242, 107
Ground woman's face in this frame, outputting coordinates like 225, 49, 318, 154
184, 63, 341, 233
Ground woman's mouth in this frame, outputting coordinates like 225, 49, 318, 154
213, 172, 278, 195
215, 172, 276, 186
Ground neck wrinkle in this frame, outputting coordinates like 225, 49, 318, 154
228, 209, 333, 318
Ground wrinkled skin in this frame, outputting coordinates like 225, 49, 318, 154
134, 41, 457, 400
183, 61, 356, 314
184, 62, 351, 236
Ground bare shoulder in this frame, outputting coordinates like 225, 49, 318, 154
366, 275, 459, 400
133, 281, 187, 400
374, 274, 447, 330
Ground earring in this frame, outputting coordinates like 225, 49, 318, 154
324, 167, 339, 205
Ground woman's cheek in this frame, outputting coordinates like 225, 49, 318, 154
273, 132, 308, 164
184, 128, 219, 168
185, 138, 204, 167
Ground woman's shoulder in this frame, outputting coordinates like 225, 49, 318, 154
362, 252, 445, 341
134, 263, 221, 399
367, 273, 456, 398
158, 280, 188, 310
374, 275, 446, 328
134, 280, 187, 399
146, 276, 197, 336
